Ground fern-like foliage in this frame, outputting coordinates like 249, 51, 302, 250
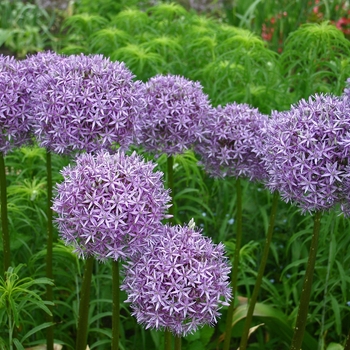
141, 35, 184, 74
147, 2, 188, 21
89, 27, 131, 55
110, 8, 149, 35
192, 29, 282, 111
111, 44, 165, 80
62, 13, 108, 37
281, 21, 350, 100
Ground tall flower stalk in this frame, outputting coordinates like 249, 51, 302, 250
76, 256, 94, 350
222, 178, 242, 350
262, 94, 350, 348
112, 260, 120, 350
194, 102, 268, 349
45, 151, 54, 350
0, 153, 10, 273
25, 51, 68, 350
239, 191, 279, 350
290, 211, 322, 350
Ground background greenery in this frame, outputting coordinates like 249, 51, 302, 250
0, 0, 350, 349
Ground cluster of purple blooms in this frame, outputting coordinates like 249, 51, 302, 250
135, 74, 212, 156
195, 102, 268, 181
262, 94, 350, 213
52, 150, 172, 261
121, 222, 232, 336
29, 53, 145, 154
0, 55, 32, 154
4, 50, 350, 336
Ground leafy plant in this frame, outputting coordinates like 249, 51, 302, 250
0, 0, 57, 57
280, 21, 350, 101
0, 264, 54, 349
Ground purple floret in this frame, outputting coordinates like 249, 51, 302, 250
0, 55, 32, 154
31, 53, 145, 154
135, 74, 212, 156
52, 150, 172, 261
195, 102, 268, 181
262, 94, 350, 213
121, 222, 232, 336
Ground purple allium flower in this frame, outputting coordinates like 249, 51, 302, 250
195, 102, 268, 180
262, 94, 350, 213
121, 221, 232, 336
52, 150, 172, 261
31, 53, 144, 154
0, 55, 32, 154
135, 74, 212, 156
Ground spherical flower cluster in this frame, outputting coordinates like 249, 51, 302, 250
135, 74, 212, 156
195, 102, 268, 180
0, 55, 32, 154
52, 150, 172, 261
121, 222, 232, 336
31, 53, 144, 154
262, 94, 350, 213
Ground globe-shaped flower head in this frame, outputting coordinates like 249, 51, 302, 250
262, 94, 350, 213
121, 221, 232, 336
0, 55, 32, 154
52, 150, 172, 261
195, 102, 268, 180
31, 53, 145, 154
135, 74, 212, 156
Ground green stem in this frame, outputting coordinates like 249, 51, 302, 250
164, 329, 172, 350
239, 191, 279, 350
46, 151, 54, 350
167, 155, 174, 224
76, 256, 94, 350
174, 336, 181, 350
112, 260, 120, 350
344, 327, 350, 350
223, 177, 243, 350
9, 307, 13, 350
290, 211, 322, 350
0, 152, 11, 274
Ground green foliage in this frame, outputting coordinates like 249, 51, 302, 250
281, 21, 350, 100
0, 0, 57, 57
0, 264, 54, 349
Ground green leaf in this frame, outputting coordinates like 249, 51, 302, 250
326, 343, 344, 350
13, 338, 25, 350
20, 322, 55, 343
221, 298, 318, 350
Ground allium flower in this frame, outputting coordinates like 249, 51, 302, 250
52, 150, 172, 261
262, 94, 350, 213
0, 55, 32, 154
31, 53, 144, 154
135, 74, 212, 156
195, 102, 268, 180
121, 221, 232, 336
